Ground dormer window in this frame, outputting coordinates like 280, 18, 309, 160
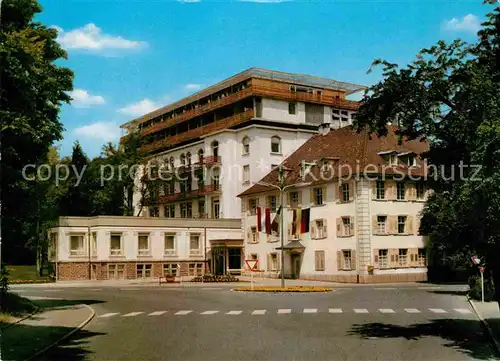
407, 154, 416, 167
389, 154, 398, 166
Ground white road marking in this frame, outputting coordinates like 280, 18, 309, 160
123, 312, 143, 317
278, 309, 291, 314
252, 310, 266, 315
148, 311, 167, 316
303, 308, 318, 314
98, 313, 119, 318
454, 308, 472, 314
174, 310, 192, 315
200, 310, 219, 315
329, 308, 343, 313
353, 309, 369, 313
404, 308, 421, 313
429, 308, 447, 314
379, 309, 396, 314
226, 311, 242, 315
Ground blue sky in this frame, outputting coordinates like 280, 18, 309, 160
37, 0, 491, 158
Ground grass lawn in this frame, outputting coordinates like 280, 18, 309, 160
6, 265, 53, 283
0, 293, 37, 324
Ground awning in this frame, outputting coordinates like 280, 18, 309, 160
275, 240, 305, 250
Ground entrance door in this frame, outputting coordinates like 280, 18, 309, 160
292, 255, 301, 279
213, 247, 225, 275
228, 248, 242, 273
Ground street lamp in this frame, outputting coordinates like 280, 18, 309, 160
256, 164, 311, 288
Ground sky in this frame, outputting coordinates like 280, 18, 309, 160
37, 0, 492, 158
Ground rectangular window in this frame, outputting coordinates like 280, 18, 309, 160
163, 263, 178, 277
269, 253, 278, 271
397, 182, 406, 200
249, 199, 258, 215
379, 249, 388, 268
377, 216, 387, 234
137, 264, 152, 278
69, 233, 85, 256
110, 233, 122, 256
190, 234, 201, 255
268, 195, 277, 212
315, 219, 326, 239
164, 233, 176, 255
91, 232, 97, 257
288, 102, 297, 115
315, 250, 325, 271
289, 191, 299, 207
250, 227, 257, 243
397, 216, 407, 234
376, 181, 385, 200
343, 250, 352, 270
164, 204, 176, 218
399, 249, 408, 266
150, 207, 159, 217
138, 233, 150, 256
108, 264, 125, 280
389, 154, 398, 166
243, 165, 250, 184
198, 201, 205, 217
407, 155, 416, 167
341, 183, 350, 202
416, 183, 425, 200
213, 199, 220, 219
342, 217, 351, 236
188, 262, 204, 276
186, 202, 192, 218
313, 187, 323, 205
418, 248, 426, 266
180, 203, 187, 218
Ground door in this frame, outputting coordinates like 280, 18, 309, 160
292, 255, 301, 279
213, 247, 225, 275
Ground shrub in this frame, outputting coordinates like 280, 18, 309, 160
468, 275, 496, 302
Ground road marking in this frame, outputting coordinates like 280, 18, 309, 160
123, 312, 143, 317
404, 308, 421, 313
226, 311, 242, 315
174, 310, 192, 315
200, 310, 219, 315
329, 308, 343, 313
278, 309, 291, 314
98, 313, 119, 318
303, 308, 318, 314
374, 288, 396, 290
353, 309, 369, 313
454, 308, 472, 314
379, 308, 395, 314
252, 310, 266, 315
148, 311, 167, 316
429, 308, 447, 313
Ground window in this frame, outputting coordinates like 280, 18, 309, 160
418, 248, 426, 266
186, 202, 192, 218
108, 264, 125, 280
242, 137, 250, 155
267, 195, 277, 212
190, 234, 201, 255
379, 249, 388, 268
198, 201, 205, 217
138, 233, 150, 256
397, 182, 405, 200
399, 249, 408, 266
250, 227, 257, 243
341, 183, 350, 202
389, 153, 398, 166
313, 187, 323, 205
164, 233, 176, 255
249, 199, 258, 215
343, 250, 352, 270
255, 98, 262, 118
188, 263, 204, 276
163, 263, 177, 277
416, 183, 425, 200
342, 217, 351, 236
212, 199, 220, 219
315, 219, 326, 239
268, 253, 279, 271
180, 203, 187, 218
211, 141, 219, 157
315, 250, 325, 271
407, 154, 416, 167
149, 207, 159, 217
288, 102, 297, 115
69, 233, 85, 256
289, 191, 299, 207
110, 233, 122, 256
186, 152, 192, 166
397, 216, 407, 234
91, 232, 97, 257
243, 165, 250, 184
198, 148, 204, 163
164, 204, 175, 218
376, 181, 385, 200
169, 157, 174, 170
271, 136, 281, 153
377, 216, 387, 234
180, 153, 186, 166
137, 264, 152, 278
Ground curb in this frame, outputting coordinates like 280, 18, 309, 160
1, 305, 41, 330
23, 304, 96, 361
467, 297, 500, 355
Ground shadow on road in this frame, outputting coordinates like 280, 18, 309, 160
427, 290, 469, 296
33, 298, 106, 310
347, 319, 498, 360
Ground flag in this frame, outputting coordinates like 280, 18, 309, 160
271, 206, 282, 235
265, 208, 271, 235
257, 206, 271, 234
293, 208, 302, 238
301, 208, 310, 233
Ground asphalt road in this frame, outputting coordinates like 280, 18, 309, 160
14, 284, 499, 361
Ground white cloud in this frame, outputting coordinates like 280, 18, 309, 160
68, 89, 105, 108
55, 23, 147, 53
118, 99, 159, 117
73, 121, 121, 142
443, 14, 481, 33
184, 83, 204, 91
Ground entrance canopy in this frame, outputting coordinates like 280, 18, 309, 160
275, 240, 305, 251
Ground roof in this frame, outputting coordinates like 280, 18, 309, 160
120, 67, 366, 128
239, 125, 429, 197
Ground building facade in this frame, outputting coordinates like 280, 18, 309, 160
121, 68, 364, 219
48, 216, 242, 280
239, 125, 430, 283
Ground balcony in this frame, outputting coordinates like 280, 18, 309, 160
148, 184, 220, 204
196, 155, 221, 167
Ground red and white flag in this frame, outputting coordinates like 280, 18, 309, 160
256, 206, 271, 234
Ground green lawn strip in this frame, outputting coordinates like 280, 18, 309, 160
0, 293, 38, 326
6, 265, 51, 281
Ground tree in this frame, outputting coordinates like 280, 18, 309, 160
0, 0, 73, 264
59, 142, 90, 216
354, 4, 500, 303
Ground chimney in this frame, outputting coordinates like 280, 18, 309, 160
319, 123, 331, 136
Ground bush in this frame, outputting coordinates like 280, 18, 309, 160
468, 275, 496, 302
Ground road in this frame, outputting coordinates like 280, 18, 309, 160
13, 283, 498, 361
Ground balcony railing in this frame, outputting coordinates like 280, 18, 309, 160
195, 155, 221, 166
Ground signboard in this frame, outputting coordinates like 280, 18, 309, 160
245, 259, 259, 271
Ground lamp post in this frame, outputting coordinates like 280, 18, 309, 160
257, 165, 310, 288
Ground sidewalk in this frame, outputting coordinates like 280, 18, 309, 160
2, 300, 95, 361
469, 299, 500, 354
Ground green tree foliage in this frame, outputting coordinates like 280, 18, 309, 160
354, 5, 500, 301
1, 0, 73, 264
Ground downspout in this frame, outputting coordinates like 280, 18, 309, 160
88, 218, 91, 280
204, 225, 207, 275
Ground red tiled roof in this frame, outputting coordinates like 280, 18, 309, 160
238, 125, 429, 197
